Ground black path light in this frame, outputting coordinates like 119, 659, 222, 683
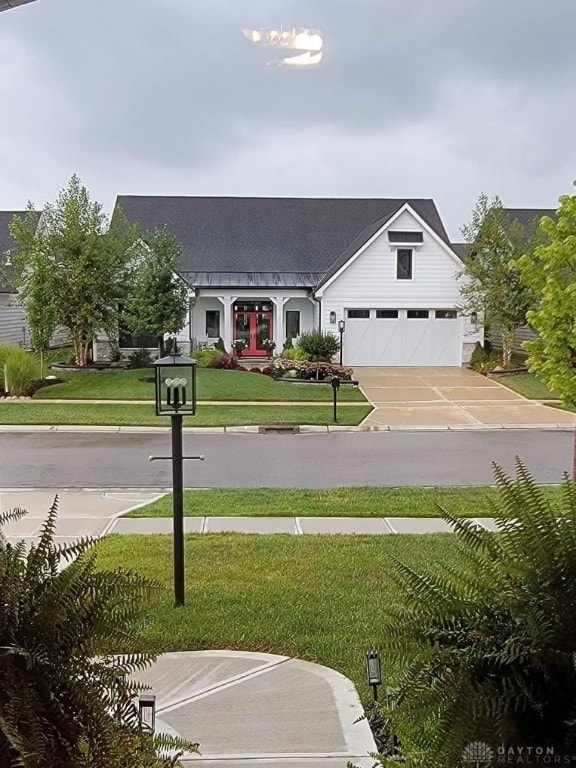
365, 649, 382, 701
338, 319, 345, 367
331, 376, 340, 423
151, 351, 205, 607
138, 694, 156, 733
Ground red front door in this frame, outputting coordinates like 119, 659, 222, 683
233, 309, 273, 356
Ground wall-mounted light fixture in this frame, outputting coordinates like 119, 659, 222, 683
329, 311, 337, 324
470, 312, 478, 324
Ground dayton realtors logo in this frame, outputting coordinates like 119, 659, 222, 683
462, 742, 576, 766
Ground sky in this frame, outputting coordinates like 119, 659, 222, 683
1, 0, 575, 238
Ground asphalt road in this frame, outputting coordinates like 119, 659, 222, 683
0, 429, 573, 488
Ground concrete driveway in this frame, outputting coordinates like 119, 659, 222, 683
355, 367, 576, 429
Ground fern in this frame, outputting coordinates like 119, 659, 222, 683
381, 458, 576, 767
0, 499, 198, 767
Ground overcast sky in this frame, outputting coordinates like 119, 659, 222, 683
1, 0, 575, 237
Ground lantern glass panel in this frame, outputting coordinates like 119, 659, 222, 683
155, 363, 196, 416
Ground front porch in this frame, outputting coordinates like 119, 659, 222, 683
181, 292, 316, 356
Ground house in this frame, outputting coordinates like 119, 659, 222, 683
0, 211, 37, 347
107, 196, 482, 367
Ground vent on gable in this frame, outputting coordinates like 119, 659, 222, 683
388, 231, 424, 243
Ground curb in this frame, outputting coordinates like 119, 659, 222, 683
0, 423, 573, 434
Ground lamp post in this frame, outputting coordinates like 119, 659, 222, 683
153, 352, 203, 607
338, 319, 345, 366
331, 376, 340, 422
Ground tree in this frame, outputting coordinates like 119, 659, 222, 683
517, 191, 576, 477
459, 194, 531, 366
122, 229, 189, 358
379, 460, 576, 767
6, 176, 138, 366
0, 499, 197, 767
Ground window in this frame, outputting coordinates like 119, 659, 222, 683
347, 309, 370, 319
435, 309, 457, 320
388, 231, 423, 243
206, 310, 220, 337
396, 249, 413, 280
285, 310, 300, 339
407, 309, 429, 319
376, 309, 399, 319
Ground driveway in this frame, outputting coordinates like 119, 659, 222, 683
355, 367, 576, 429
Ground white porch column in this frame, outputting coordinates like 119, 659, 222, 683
271, 296, 289, 351
217, 296, 236, 353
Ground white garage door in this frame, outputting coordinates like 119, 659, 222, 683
342, 309, 461, 367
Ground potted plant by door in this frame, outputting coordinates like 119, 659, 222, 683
231, 339, 248, 358
262, 339, 276, 359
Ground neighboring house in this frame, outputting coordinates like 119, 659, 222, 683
0, 211, 37, 347
104, 196, 481, 367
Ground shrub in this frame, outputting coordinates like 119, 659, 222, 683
208, 354, 238, 370
296, 331, 339, 362
215, 337, 226, 352
283, 336, 293, 350
469, 341, 489, 368
260, 366, 277, 378
3, 347, 38, 396
282, 347, 309, 361
127, 347, 154, 369
249, 367, 263, 374
381, 459, 576, 764
0, 344, 18, 389
0, 500, 198, 766
194, 348, 222, 368
273, 357, 354, 381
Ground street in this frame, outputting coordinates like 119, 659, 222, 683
0, 429, 572, 488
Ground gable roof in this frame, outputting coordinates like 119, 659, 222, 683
0, 211, 39, 293
450, 242, 470, 262
502, 208, 556, 239
115, 196, 450, 279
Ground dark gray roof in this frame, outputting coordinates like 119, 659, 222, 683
502, 208, 556, 238
0, 211, 39, 293
0, 0, 36, 11
183, 271, 324, 289
115, 196, 451, 277
450, 242, 470, 262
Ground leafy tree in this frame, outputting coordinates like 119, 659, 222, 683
459, 194, 531, 366
6, 176, 138, 366
378, 460, 576, 767
0, 499, 198, 767
122, 229, 189, 358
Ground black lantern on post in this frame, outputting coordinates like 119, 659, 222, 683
365, 649, 382, 701
338, 319, 345, 367
153, 353, 197, 607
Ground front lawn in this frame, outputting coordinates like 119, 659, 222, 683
125, 484, 565, 519
95, 533, 464, 699
497, 372, 557, 400
35, 368, 366, 402
0, 402, 371, 427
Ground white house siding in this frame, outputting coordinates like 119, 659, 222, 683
318, 208, 472, 367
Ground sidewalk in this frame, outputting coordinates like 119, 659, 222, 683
135, 650, 376, 768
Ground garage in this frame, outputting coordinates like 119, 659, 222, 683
342, 308, 462, 367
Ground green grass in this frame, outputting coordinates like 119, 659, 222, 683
0, 402, 371, 427
94, 533, 465, 698
497, 372, 557, 400
36, 368, 366, 402
126, 484, 563, 518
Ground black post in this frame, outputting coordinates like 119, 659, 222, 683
333, 388, 338, 423
171, 413, 185, 607
372, 684, 378, 702
339, 329, 343, 367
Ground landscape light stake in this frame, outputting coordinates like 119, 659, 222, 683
152, 352, 204, 607
365, 649, 382, 702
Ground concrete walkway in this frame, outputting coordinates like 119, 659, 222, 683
110, 515, 499, 535
355, 366, 576, 429
135, 651, 377, 768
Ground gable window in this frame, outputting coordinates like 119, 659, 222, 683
388, 231, 423, 243
205, 310, 220, 338
376, 309, 399, 319
396, 249, 413, 280
285, 310, 300, 339
347, 309, 370, 319
407, 309, 429, 319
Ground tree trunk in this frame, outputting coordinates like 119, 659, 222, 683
573, 424, 576, 482
501, 327, 515, 367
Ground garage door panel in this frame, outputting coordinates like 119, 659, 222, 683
433, 319, 461, 366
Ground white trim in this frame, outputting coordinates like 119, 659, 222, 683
315, 202, 463, 297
